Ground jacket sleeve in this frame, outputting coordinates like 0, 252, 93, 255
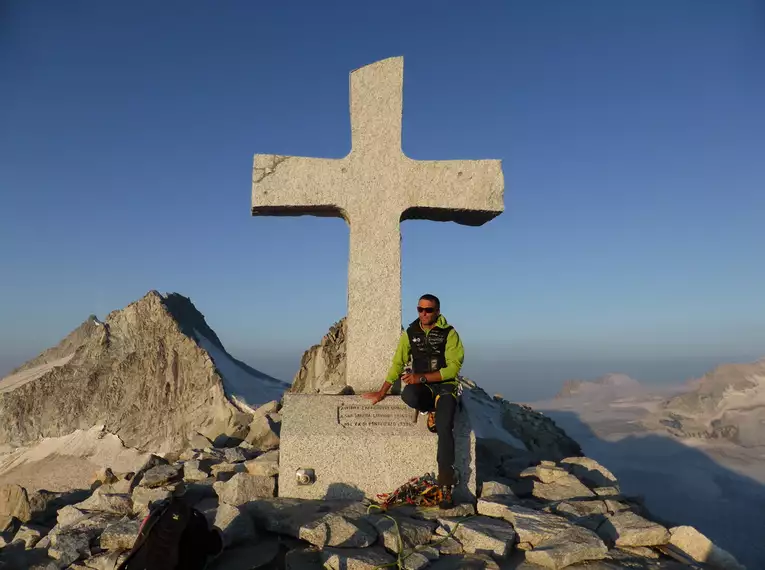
439, 328, 464, 381
385, 331, 410, 384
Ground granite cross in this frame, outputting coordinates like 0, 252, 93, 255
252, 57, 504, 392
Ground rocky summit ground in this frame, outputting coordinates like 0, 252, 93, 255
0, 293, 747, 569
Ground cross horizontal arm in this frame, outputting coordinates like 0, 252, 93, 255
400, 158, 504, 226
252, 154, 348, 219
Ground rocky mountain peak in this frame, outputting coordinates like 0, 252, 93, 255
0, 291, 287, 453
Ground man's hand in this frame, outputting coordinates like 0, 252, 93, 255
362, 390, 386, 405
401, 374, 419, 385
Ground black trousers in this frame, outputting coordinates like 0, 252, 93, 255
401, 382, 458, 486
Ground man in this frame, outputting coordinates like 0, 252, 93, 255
363, 293, 464, 509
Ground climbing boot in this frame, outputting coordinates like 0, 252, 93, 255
438, 485, 454, 510
426, 411, 437, 433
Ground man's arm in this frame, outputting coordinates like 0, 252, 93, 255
439, 328, 464, 381
363, 332, 410, 404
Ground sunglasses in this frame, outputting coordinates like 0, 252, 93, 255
417, 307, 436, 314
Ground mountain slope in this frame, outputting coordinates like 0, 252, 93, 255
648, 358, 765, 446
0, 291, 288, 452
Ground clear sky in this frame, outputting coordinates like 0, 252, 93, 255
2, 1, 764, 400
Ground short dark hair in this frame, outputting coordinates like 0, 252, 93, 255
419, 294, 440, 309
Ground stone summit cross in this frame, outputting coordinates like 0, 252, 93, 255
252, 57, 504, 393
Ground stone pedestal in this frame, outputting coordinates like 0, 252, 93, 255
278, 394, 476, 502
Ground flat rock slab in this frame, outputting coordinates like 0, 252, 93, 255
244, 498, 375, 547
75, 486, 133, 516
321, 546, 395, 570
368, 513, 436, 552
139, 464, 182, 488
437, 516, 515, 558
213, 473, 275, 506
598, 511, 670, 547
300, 511, 377, 548
477, 498, 572, 547
560, 457, 618, 488
531, 475, 596, 502
245, 450, 279, 477
524, 525, 608, 569
279, 394, 476, 502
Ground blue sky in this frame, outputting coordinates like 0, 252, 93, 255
1, 1, 764, 400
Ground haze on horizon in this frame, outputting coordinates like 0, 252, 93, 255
2, 1, 764, 401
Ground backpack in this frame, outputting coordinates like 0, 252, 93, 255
117, 496, 223, 570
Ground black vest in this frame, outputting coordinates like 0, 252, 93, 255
407, 319, 453, 374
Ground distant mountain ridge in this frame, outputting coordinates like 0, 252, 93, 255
648, 357, 765, 447
0, 291, 288, 452
555, 373, 644, 399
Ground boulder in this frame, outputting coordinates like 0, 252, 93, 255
213, 473, 276, 506
75, 485, 133, 516
520, 463, 569, 484
189, 433, 213, 450
223, 447, 248, 464
0, 484, 31, 522
131, 487, 172, 516
255, 400, 281, 415
12, 523, 45, 548
368, 514, 436, 552
479, 480, 515, 498
100, 518, 141, 551
210, 462, 247, 480
245, 413, 280, 451
244, 450, 280, 477
477, 498, 573, 547
552, 500, 610, 530
139, 464, 182, 488
213, 503, 257, 547
598, 511, 670, 547
431, 536, 464, 555
244, 498, 376, 548
668, 525, 745, 570
400, 550, 431, 570
531, 474, 596, 501
56, 505, 88, 527
560, 457, 618, 488
437, 516, 516, 558
524, 525, 608, 569
80, 551, 127, 570
300, 511, 378, 548
49, 531, 91, 565
183, 459, 212, 482
321, 546, 395, 570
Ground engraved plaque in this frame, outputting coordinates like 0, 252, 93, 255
337, 404, 417, 428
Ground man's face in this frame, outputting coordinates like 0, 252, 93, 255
417, 298, 439, 327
